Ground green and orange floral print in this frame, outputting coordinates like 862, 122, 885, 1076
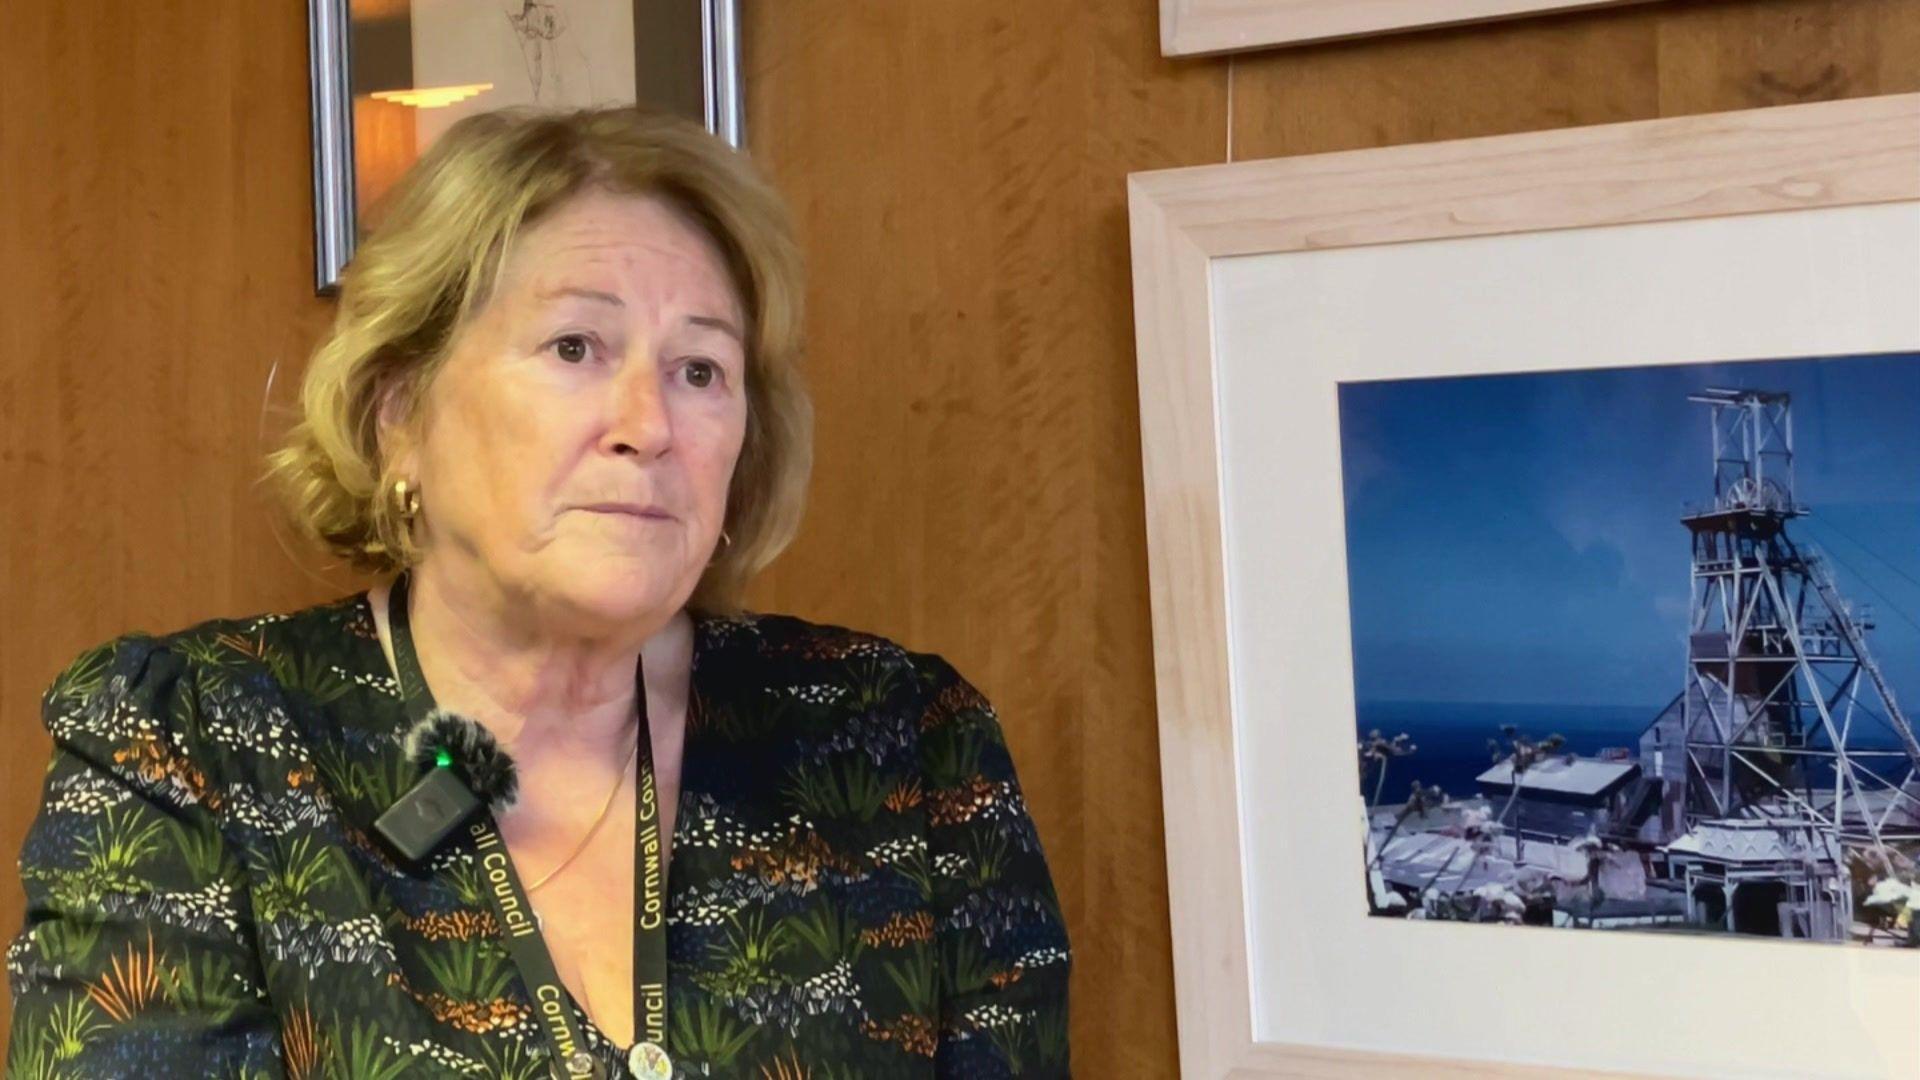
7, 595, 1070, 1077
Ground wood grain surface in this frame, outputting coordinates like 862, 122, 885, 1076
1227, 0, 1920, 161
4, 0, 1919, 1071
0, 2, 348, 1046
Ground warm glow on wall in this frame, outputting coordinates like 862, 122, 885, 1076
369, 83, 493, 108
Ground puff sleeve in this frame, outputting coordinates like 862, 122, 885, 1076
6, 637, 280, 1076
915, 655, 1072, 1078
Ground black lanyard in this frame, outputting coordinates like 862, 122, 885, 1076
387, 573, 672, 1080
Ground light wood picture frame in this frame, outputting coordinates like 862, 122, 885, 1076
1127, 93, 1920, 1078
1160, 0, 1661, 57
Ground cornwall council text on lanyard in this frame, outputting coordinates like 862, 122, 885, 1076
386, 573, 672, 1080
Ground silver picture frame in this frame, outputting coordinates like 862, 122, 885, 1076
307, 0, 744, 294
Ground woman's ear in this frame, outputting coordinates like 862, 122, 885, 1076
376, 376, 420, 480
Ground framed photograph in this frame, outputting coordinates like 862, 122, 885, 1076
1128, 93, 1920, 1077
1159, 0, 1661, 57
307, 0, 743, 293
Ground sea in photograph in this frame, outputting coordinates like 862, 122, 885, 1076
1352, 699, 1911, 807
1353, 700, 1655, 804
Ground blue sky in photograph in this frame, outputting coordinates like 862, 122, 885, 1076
1337, 352, 1920, 710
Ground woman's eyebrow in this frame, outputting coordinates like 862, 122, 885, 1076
687, 314, 742, 341
533, 285, 624, 307
532, 288, 736, 338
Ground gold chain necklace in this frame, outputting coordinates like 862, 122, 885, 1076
525, 724, 643, 893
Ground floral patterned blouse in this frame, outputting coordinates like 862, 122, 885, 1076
6, 594, 1070, 1078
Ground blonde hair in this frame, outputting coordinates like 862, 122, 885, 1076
267, 106, 810, 612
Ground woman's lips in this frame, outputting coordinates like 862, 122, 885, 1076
578, 502, 675, 520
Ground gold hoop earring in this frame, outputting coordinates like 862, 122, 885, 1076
394, 480, 421, 522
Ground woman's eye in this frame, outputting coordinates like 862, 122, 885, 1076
550, 334, 593, 363
683, 359, 718, 388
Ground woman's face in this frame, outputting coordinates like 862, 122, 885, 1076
396, 189, 748, 633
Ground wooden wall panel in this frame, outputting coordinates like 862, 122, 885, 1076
1651, 0, 1920, 112
0, 0, 348, 1046
737, 7, 1221, 1078
1228, 0, 1920, 162
4, 0, 1917, 1071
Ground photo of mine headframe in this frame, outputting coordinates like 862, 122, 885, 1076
1353, 367, 1920, 947
1636, 388, 1920, 939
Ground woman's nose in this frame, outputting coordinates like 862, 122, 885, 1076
605, 363, 673, 458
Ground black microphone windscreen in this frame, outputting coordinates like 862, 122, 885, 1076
399, 709, 519, 810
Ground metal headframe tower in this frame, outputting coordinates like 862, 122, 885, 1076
1663, 388, 1920, 859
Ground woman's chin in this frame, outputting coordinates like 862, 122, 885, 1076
539, 563, 692, 628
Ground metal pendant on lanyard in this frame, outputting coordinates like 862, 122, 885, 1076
384, 573, 672, 1080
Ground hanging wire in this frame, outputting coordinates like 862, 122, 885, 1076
1225, 56, 1235, 164
1807, 536, 1920, 637
1806, 512, 1920, 594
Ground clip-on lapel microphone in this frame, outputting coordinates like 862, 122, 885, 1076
372, 572, 520, 863
376, 710, 520, 862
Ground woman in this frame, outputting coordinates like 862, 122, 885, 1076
7, 106, 1070, 1078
